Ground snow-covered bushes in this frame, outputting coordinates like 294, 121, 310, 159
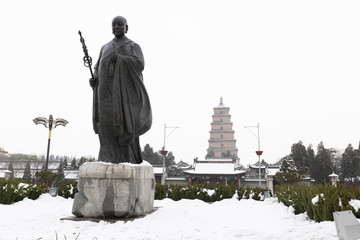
155, 184, 265, 202
58, 181, 78, 199
276, 184, 360, 222
0, 179, 47, 204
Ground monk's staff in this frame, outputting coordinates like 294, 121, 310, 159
78, 30, 94, 78
79, 30, 98, 124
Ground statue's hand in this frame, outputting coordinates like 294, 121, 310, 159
89, 78, 97, 88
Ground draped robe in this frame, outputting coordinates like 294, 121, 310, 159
92, 36, 152, 164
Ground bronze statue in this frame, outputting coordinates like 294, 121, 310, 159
88, 16, 152, 164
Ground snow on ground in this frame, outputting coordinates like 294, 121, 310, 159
349, 199, 360, 212
0, 195, 339, 240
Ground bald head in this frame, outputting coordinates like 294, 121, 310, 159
112, 16, 128, 38
112, 16, 127, 25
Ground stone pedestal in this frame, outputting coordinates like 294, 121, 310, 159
72, 161, 155, 218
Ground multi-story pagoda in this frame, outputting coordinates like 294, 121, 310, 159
184, 98, 244, 186
206, 97, 238, 161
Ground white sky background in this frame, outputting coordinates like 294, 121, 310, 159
1, 0, 360, 166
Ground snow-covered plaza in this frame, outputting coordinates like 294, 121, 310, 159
0, 194, 339, 240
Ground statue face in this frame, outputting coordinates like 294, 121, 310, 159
112, 17, 127, 38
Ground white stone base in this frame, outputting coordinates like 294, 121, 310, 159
72, 161, 155, 218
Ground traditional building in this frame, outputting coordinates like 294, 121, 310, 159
0, 159, 78, 182
244, 162, 267, 188
153, 166, 164, 184
206, 97, 238, 162
158, 98, 283, 189
184, 158, 245, 186
184, 98, 245, 186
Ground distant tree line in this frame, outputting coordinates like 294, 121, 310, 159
141, 144, 176, 167
141, 144, 185, 177
275, 141, 360, 185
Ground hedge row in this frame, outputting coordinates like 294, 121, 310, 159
276, 184, 360, 222
0, 179, 80, 204
55, 183, 266, 202
155, 184, 265, 202
1, 181, 266, 204
0, 179, 48, 204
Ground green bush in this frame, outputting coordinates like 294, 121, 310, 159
0, 179, 24, 204
24, 183, 48, 200
243, 187, 252, 199
276, 184, 360, 222
236, 187, 245, 200
58, 181, 79, 199
155, 184, 168, 200
251, 187, 264, 201
35, 170, 58, 187
0, 179, 47, 204
154, 184, 265, 202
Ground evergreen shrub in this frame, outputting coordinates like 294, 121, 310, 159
155, 184, 168, 200
35, 170, 58, 187
0, 179, 47, 204
251, 187, 264, 201
58, 181, 79, 199
154, 184, 265, 202
242, 187, 252, 199
276, 184, 360, 222
25, 183, 48, 200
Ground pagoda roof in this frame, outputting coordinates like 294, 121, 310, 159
266, 167, 279, 176
212, 114, 231, 117
209, 130, 234, 133
215, 104, 228, 109
249, 164, 266, 169
184, 161, 245, 176
211, 122, 233, 125
214, 97, 229, 109
200, 158, 233, 162
208, 139, 236, 142
153, 166, 164, 175
176, 160, 191, 169
206, 147, 238, 151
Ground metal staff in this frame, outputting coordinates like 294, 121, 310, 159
78, 30, 94, 78
78, 30, 98, 124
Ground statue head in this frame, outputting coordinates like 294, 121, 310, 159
112, 16, 128, 38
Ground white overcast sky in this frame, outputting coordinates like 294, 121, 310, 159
1, 0, 359, 166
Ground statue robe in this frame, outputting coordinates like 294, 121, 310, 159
92, 36, 152, 164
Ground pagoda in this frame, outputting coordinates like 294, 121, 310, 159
184, 98, 244, 186
206, 97, 238, 161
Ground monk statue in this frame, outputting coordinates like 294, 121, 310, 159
89, 16, 152, 164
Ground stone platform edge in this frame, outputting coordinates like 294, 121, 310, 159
63, 207, 159, 223
78, 161, 154, 179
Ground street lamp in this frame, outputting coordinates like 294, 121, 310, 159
244, 123, 262, 187
160, 124, 178, 185
33, 115, 68, 171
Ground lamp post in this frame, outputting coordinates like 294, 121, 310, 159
244, 123, 262, 187
160, 124, 178, 185
160, 149, 168, 185
33, 115, 68, 171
